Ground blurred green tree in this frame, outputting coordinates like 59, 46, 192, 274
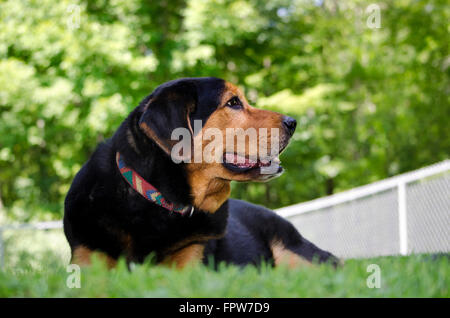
0, 0, 448, 220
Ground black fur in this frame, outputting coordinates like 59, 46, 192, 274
63, 77, 338, 267
204, 199, 337, 267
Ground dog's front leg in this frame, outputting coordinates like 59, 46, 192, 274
162, 244, 205, 269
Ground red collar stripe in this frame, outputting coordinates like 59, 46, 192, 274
116, 152, 192, 215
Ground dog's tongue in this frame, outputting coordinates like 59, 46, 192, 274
225, 153, 258, 168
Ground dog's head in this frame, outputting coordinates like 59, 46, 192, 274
138, 77, 296, 211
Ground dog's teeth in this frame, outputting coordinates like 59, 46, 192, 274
272, 157, 280, 164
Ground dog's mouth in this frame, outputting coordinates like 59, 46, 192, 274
222, 153, 283, 175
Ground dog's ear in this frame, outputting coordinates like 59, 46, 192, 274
139, 80, 197, 155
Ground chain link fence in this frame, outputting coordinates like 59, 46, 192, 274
276, 160, 450, 259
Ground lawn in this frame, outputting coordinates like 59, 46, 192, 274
0, 251, 448, 297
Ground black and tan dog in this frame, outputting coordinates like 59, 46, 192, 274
64, 77, 338, 269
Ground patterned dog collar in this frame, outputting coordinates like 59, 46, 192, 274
116, 152, 194, 216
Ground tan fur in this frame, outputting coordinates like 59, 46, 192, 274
271, 240, 313, 268
163, 233, 223, 255
140, 122, 172, 154
186, 168, 231, 213
72, 246, 117, 269
162, 244, 205, 269
140, 81, 286, 214
186, 82, 285, 213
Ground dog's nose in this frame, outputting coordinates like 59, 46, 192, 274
283, 116, 297, 136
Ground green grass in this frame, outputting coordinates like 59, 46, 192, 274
0, 251, 448, 297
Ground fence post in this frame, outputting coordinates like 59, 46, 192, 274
398, 181, 408, 255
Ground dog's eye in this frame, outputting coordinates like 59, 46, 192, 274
225, 97, 243, 109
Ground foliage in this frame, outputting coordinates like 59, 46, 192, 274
0, 0, 449, 220
0, 251, 448, 297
